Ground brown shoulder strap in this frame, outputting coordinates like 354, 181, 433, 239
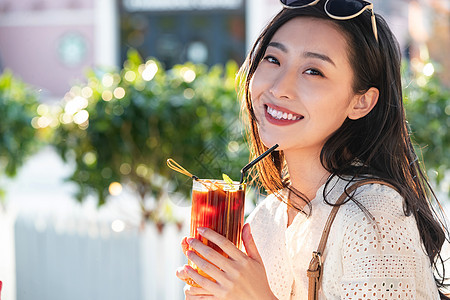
307, 179, 397, 300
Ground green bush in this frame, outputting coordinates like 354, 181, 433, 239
0, 70, 41, 200
404, 67, 450, 188
52, 50, 249, 224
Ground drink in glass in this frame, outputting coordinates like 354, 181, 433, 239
186, 179, 245, 286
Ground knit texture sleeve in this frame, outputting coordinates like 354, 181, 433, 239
337, 184, 440, 300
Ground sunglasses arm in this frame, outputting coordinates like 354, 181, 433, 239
370, 8, 379, 42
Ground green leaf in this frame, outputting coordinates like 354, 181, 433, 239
222, 173, 234, 184
0, 69, 41, 184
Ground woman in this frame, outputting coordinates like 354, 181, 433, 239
176, 1, 449, 299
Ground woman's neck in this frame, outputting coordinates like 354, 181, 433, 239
284, 149, 330, 201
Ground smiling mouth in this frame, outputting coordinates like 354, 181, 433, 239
264, 104, 304, 124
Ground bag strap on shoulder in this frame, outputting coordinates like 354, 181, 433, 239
307, 179, 397, 300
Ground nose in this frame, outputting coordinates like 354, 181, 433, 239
269, 67, 298, 100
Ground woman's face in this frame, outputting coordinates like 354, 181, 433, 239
250, 17, 360, 156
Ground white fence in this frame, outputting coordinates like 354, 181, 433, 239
14, 213, 187, 300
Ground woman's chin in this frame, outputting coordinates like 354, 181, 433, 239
260, 136, 284, 151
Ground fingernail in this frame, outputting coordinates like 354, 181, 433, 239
197, 227, 205, 234
187, 237, 194, 245
246, 224, 252, 237
186, 250, 194, 259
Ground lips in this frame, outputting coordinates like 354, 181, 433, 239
264, 104, 304, 126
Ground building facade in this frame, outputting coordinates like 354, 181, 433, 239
119, 0, 246, 68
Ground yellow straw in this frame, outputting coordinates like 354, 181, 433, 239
166, 158, 199, 180
166, 159, 224, 190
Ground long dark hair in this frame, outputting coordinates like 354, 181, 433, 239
238, 2, 449, 297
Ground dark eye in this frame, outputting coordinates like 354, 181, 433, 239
305, 69, 323, 76
264, 56, 280, 65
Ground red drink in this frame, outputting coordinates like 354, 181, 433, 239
187, 179, 245, 286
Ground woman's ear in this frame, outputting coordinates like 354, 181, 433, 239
348, 87, 379, 120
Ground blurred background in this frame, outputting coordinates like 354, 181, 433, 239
0, 0, 449, 299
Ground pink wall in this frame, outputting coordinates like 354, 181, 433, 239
0, 0, 95, 98
0, 0, 93, 12
0, 25, 94, 97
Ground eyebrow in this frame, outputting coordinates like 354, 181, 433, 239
267, 41, 336, 67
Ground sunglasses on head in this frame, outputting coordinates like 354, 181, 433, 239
280, 0, 378, 42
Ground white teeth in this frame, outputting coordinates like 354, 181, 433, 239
277, 111, 283, 119
267, 106, 302, 121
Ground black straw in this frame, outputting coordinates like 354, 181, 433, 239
240, 144, 279, 184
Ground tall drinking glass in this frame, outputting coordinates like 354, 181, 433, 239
186, 179, 246, 287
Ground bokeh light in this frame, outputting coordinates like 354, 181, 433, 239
37, 116, 52, 128
120, 163, 131, 175
124, 70, 136, 82
60, 113, 73, 124
81, 86, 93, 98
102, 73, 114, 87
136, 164, 149, 178
65, 96, 88, 115
109, 182, 123, 196
111, 219, 125, 232
113, 87, 126, 99
423, 63, 435, 77
102, 90, 113, 101
183, 88, 195, 99
73, 110, 89, 124
37, 104, 49, 116
180, 67, 196, 83
228, 141, 239, 153
83, 152, 97, 166
141, 60, 158, 81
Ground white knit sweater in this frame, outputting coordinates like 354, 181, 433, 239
246, 176, 440, 300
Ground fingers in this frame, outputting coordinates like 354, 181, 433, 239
181, 236, 189, 256
242, 223, 263, 264
177, 266, 215, 299
178, 268, 215, 299
183, 284, 214, 299
187, 235, 239, 274
186, 249, 225, 281
196, 227, 246, 261
183, 264, 220, 294
176, 266, 190, 282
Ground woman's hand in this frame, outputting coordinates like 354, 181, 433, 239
175, 223, 277, 300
